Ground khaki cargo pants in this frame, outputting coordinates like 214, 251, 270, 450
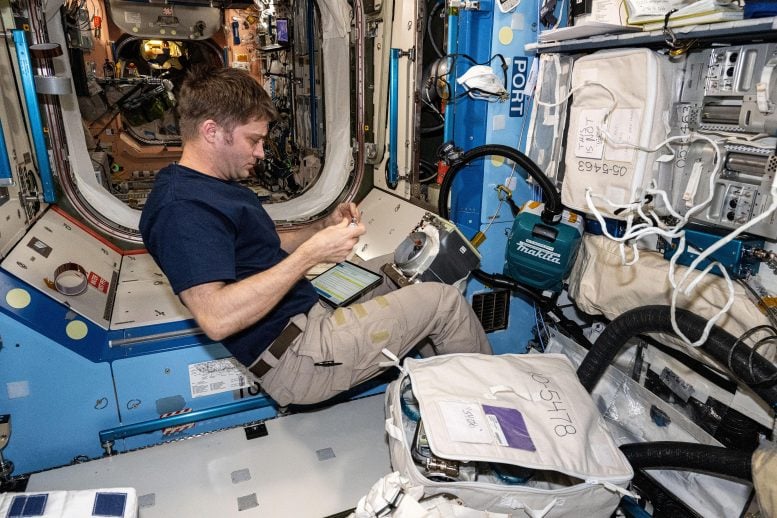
257, 279, 491, 406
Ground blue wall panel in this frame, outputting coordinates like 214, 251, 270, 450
110, 343, 277, 452
451, 0, 541, 354
0, 312, 119, 474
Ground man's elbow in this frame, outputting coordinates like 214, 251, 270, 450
196, 317, 232, 342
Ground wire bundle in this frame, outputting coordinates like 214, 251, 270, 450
537, 79, 777, 348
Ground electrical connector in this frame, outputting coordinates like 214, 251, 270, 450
448, 0, 479, 10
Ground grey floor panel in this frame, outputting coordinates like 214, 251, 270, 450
28, 395, 392, 517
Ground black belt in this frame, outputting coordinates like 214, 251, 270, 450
249, 323, 302, 379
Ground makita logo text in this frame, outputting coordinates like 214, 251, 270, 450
510, 56, 528, 118
515, 239, 561, 264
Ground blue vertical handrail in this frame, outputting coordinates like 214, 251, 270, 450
0, 117, 13, 186
12, 30, 55, 202
387, 48, 400, 189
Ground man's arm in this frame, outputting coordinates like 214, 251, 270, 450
180, 216, 364, 341
277, 222, 323, 253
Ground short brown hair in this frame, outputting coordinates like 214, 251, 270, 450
177, 66, 278, 142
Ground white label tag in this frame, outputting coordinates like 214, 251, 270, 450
437, 401, 492, 444
189, 358, 252, 398
575, 109, 606, 159
124, 11, 142, 25
604, 108, 640, 163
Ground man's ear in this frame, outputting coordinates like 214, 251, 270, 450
200, 119, 219, 144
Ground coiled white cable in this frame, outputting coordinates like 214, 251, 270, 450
668, 179, 777, 346
535, 77, 777, 347
558, 80, 764, 347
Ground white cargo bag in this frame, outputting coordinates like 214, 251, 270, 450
385, 354, 634, 517
560, 48, 675, 219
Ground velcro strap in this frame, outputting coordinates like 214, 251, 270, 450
249, 323, 302, 379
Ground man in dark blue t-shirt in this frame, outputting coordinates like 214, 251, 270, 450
140, 67, 490, 407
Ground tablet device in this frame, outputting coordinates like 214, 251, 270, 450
310, 261, 383, 307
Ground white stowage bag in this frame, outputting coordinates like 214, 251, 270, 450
567, 234, 774, 361
384, 353, 635, 518
561, 48, 676, 219
350, 471, 513, 518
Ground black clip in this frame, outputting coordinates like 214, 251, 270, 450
613, 194, 654, 216
662, 9, 679, 47
314, 360, 343, 367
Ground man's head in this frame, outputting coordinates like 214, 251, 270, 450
177, 66, 277, 180
177, 66, 277, 143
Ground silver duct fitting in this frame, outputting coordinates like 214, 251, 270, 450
34, 75, 72, 95
392, 212, 481, 290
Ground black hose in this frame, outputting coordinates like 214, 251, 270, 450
418, 160, 438, 183
425, 0, 445, 59
437, 144, 562, 224
470, 268, 545, 305
620, 442, 753, 482
420, 118, 445, 136
470, 269, 592, 346
577, 305, 777, 407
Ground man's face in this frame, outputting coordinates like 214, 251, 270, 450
215, 118, 269, 181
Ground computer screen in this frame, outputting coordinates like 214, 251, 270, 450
310, 261, 382, 307
276, 18, 289, 44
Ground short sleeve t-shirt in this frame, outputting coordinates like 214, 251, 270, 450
139, 164, 318, 365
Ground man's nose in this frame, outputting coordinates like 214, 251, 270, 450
253, 142, 265, 159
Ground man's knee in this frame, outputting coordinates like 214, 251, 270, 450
436, 283, 469, 306
400, 282, 468, 307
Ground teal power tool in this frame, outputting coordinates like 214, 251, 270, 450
504, 201, 584, 293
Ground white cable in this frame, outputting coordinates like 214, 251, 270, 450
669, 179, 777, 346
584, 132, 723, 248
583, 134, 725, 347
700, 130, 770, 143
574, 88, 741, 347
644, 186, 684, 221
535, 80, 617, 120
724, 138, 777, 150
562, 81, 775, 348
668, 237, 737, 347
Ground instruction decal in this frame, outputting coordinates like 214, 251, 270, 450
189, 358, 253, 398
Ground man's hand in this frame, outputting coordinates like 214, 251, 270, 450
325, 202, 360, 227
279, 202, 361, 253
299, 217, 365, 264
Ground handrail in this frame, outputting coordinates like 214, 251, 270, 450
0, 117, 12, 186
387, 48, 400, 189
11, 30, 55, 202
98, 395, 274, 453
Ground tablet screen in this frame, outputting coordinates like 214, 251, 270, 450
310, 261, 383, 307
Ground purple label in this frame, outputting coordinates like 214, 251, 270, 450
483, 405, 536, 451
